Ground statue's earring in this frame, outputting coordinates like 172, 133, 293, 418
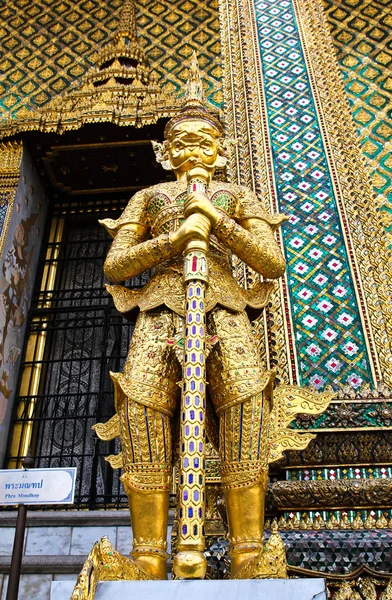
216, 155, 228, 168
151, 140, 173, 171
215, 138, 229, 168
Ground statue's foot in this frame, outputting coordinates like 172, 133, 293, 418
71, 537, 165, 600
231, 529, 287, 580
230, 550, 261, 579
98, 537, 167, 581
131, 554, 168, 580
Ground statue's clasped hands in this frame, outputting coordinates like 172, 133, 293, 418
184, 191, 219, 227
171, 191, 219, 252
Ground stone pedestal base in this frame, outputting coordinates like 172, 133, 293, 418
51, 578, 326, 600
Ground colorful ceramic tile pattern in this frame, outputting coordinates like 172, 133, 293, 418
0, 0, 222, 118
208, 530, 392, 575
278, 529, 392, 568
0, 195, 9, 240
287, 466, 392, 481
322, 0, 392, 248
254, 0, 372, 390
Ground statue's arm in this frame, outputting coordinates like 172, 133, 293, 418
213, 214, 286, 279
103, 223, 184, 281
102, 188, 210, 282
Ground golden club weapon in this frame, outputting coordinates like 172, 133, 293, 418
172, 56, 212, 580
173, 169, 211, 580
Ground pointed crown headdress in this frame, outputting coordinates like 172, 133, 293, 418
164, 52, 224, 139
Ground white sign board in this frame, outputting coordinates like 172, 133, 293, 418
0, 467, 77, 506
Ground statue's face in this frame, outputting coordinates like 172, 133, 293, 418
167, 120, 221, 177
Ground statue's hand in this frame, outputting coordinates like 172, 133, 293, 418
170, 213, 211, 251
184, 192, 219, 227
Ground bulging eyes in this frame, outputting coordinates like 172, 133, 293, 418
170, 139, 217, 155
201, 144, 215, 155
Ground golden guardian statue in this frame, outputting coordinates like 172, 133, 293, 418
71, 55, 332, 597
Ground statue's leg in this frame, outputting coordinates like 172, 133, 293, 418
219, 395, 269, 577
120, 401, 172, 579
113, 309, 181, 579
207, 308, 271, 578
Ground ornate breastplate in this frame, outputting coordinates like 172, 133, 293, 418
147, 191, 186, 236
147, 185, 238, 238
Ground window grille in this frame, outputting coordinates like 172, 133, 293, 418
7, 197, 149, 509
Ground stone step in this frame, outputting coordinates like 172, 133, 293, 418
51, 578, 327, 600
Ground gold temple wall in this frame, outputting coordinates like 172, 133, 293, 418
1, 7, 392, 590
1, 0, 392, 453
1, 0, 391, 391
0, 0, 222, 118
323, 0, 392, 248
0, 0, 392, 560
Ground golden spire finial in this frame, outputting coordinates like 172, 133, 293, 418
184, 51, 205, 107
117, 0, 137, 38
92, 0, 149, 81
164, 51, 224, 138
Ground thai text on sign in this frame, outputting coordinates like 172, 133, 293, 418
0, 468, 77, 505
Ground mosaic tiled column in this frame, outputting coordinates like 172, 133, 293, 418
220, 0, 392, 390
322, 0, 392, 249
252, 0, 373, 391
173, 177, 209, 579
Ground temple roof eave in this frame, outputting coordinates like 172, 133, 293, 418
0, 85, 222, 141
0, 101, 180, 140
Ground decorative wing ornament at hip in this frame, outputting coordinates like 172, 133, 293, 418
268, 385, 334, 464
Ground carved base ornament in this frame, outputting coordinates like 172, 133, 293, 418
71, 53, 332, 598
271, 478, 392, 511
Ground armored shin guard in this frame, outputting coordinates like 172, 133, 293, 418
116, 386, 174, 580
222, 468, 268, 578
121, 466, 171, 580
219, 391, 270, 578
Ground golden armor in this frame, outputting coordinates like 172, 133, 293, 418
101, 79, 285, 576
72, 57, 332, 597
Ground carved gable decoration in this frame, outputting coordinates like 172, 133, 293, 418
0, 1, 179, 139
